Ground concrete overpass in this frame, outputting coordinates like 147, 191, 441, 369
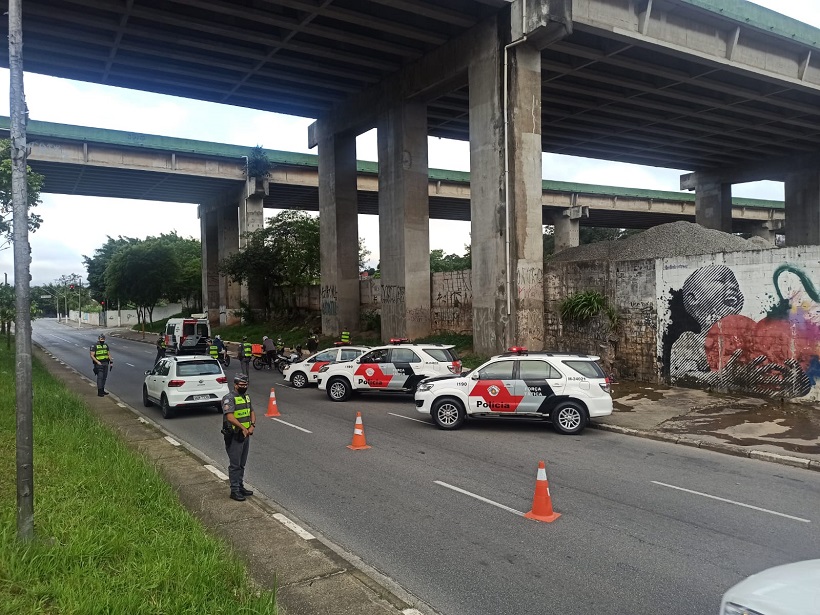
3, 0, 820, 352
0, 116, 784, 234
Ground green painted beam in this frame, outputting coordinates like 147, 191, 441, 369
0, 116, 783, 210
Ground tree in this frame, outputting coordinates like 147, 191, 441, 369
0, 139, 43, 251
83, 236, 138, 302
105, 238, 179, 323
430, 246, 471, 272
153, 232, 201, 309
247, 145, 272, 179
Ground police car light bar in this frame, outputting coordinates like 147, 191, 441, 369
507, 346, 528, 354
389, 337, 410, 344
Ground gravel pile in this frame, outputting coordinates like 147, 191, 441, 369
550, 221, 775, 263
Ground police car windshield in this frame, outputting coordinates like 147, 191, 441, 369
425, 348, 459, 362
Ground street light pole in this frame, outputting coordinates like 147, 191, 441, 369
76, 281, 81, 330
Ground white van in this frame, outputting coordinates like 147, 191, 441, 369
164, 314, 210, 355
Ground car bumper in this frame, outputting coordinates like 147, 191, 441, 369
585, 397, 613, 418
414, 390, 435, 414
166, 387, 228, 407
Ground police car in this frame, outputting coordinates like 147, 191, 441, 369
283, 345, 370, 388
317, 339, 462, 401
414, 348, 612, 434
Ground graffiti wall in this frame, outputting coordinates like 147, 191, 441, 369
658, 247, 820, 400
431, 270, 473, 334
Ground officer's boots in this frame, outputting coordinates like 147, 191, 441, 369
97, 389, 105, 397
239, 485, 253, 496
230, 489, 246, 502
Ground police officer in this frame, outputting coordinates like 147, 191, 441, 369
207, 337, 220, 360
238, 335, 253, 380
340, 327, 351, 345
221, 374, 256, 501
306, 330, 319, 355
90, 333, 113, 397
155, 335, 166, 365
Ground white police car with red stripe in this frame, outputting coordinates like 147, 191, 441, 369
317, 338, 462, 401
414, 347, 613, 434
282, 345, 370, 388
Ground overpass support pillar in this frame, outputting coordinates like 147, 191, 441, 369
377, 101, 430, 341
785, 171, 820, 246
199, 207, 220, 325
217, 204, 241, 326
554, 205, 587, 253
240, 181, 266, 315
695, 181, 733, 232
318, 128, 360, 337
469, 24, 546, 355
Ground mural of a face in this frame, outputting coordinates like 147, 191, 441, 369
681, 265, 743, 328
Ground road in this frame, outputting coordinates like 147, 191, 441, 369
34, 319, 820, 615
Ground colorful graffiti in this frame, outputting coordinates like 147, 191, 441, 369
663, 263, 818, 398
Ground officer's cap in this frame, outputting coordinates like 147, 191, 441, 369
98, 334, 105, 340
234, 374, 249, 385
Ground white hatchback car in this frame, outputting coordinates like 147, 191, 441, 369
143, 355, 229, 419
415, 348, 612, 434
283, 345, 370, 388
317, 340, 462, 402
720, 560, 820, 615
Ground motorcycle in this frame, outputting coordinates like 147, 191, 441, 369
218, 348, 230, 368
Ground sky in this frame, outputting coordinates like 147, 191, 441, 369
0, 0, 817, 286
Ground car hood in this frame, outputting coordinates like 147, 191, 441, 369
721, 560, 820, 615
421, 374, 463, 384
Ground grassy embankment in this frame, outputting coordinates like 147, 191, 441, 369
0, 346, 276, 614
136, 313, 488, 369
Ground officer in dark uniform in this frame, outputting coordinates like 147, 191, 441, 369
207, 337, 219, 360
221, 374, 256, 501
155, 336, 166, 365
90, 333, 113, 396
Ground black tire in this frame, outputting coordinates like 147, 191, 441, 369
276, 360, 287, 375
223, 355, 230, 367
252, 357, 264, 371
142, 385, 152, 408
326, 377, 352, 402
160, 394, 175, 419
290, 371, 308, 389
431, 397, 466, 430
214, 403, 223, 414
551, 401, 588, 435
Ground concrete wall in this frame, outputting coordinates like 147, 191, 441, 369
67, 304, 183, 328
657, 248, 820, 401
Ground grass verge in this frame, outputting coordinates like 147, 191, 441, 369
0, 347, 276, 615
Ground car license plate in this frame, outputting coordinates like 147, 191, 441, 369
193, 395, 210, 401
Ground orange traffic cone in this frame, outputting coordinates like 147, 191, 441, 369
347, 411, 371, 450
524, 460, 561, 523
265, 387, 281, 417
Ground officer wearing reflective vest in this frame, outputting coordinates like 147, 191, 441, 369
221, 374, 256, 501
238, 336, 253, 381
154, 336, 166, 366
89, 333, 113, 397
340, 328, 351, 345
207, 338, 219, 360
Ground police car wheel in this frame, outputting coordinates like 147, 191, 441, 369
291, 372, 307, 389
160, 395, 176, 419
142, 386, 152, 407
551, 402, 587, 435
431, 397, 465, 430
327, 378, 351, 402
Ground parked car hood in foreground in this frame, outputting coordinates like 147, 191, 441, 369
721, 560, 820, 615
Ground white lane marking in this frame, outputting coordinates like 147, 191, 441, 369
270, 418, 312, 433
272, 513, 315, 540
204, 465, 228, 481
164, 436, 181, 447
651, 481, 811, 523
388, 412, 429, 424
125, 362, 135, 367
434, 480, 524, 517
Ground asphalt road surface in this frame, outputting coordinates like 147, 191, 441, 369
34, 319, 820, 615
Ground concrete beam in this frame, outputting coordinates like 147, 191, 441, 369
695, 181, 733, 232
241, 178, 267, 313
681, 150, 820, 189
199, 206, 220, 325
553, 205, 588, 253
308, 0, 571, 148
217, 204, 241, 326
785, 171, 820, 246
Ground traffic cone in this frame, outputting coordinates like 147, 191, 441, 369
347, 412, 371, 450
265, 387, 281, 417
524, 460, 561, 523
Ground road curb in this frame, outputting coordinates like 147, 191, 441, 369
591, 422, 819, 472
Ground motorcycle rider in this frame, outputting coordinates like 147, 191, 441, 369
262, 335, 276, 369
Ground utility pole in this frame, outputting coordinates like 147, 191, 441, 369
10, 0, 34, 541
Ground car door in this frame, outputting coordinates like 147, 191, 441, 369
515, 359, 563, 414
147, 359, 170, 399
354, 348, 393, 390
308, 349, 338, 383
388, 347, 423, 390
466, 359, 522, 413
